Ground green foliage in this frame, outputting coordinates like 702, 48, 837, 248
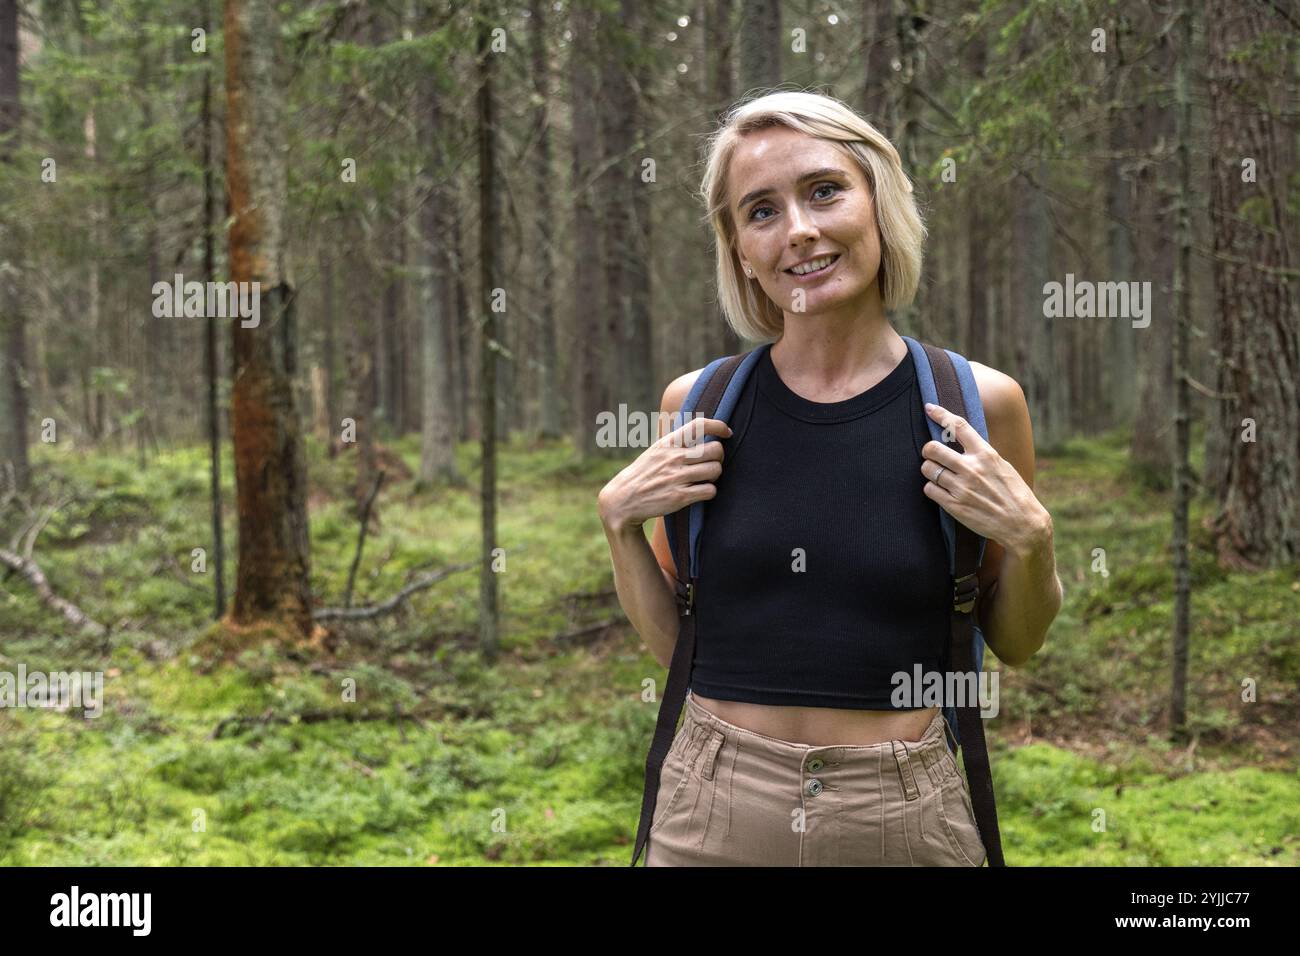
3, 425, 1297, 865
0, 725, 54, 852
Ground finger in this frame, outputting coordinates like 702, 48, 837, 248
676, 416, 733, 457
683, 459, 723, 482
668, 414, 732, 444
919, 460, 960, 486
924, 402, 990, 454
682, 438, 725, 464
688, 482, 717, 503
919, 439, 966, 471
921, 472, 959, 507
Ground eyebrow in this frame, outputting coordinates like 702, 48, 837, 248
735, 166, 849, 214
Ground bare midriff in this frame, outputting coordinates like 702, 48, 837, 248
690, 693, 940, 747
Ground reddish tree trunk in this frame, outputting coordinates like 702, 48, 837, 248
224, 0, 313, 637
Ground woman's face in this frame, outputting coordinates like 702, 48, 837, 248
728, 126, 882, 317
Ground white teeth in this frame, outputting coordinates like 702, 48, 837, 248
790, 255, 836, 275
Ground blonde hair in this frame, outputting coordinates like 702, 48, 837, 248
699, 89, 926, 342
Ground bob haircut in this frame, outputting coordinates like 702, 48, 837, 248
699, 89, 927, 342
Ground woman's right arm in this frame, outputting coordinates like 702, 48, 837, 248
597, 371, 731, 668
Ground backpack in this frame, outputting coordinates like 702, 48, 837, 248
630, 334, 1006, 867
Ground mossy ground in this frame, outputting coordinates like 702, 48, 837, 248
1, 426, 1295, 865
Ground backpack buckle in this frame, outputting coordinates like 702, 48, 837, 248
953, 572, 979, 614
674, 577, 695, 616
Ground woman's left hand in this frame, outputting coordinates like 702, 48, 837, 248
919, 402, 1049, 557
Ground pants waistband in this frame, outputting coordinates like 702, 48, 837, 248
682, 690, 953, 772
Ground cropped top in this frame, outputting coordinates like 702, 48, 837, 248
689, 343, 952, 710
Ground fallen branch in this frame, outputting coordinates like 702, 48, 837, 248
0, 547, 108, 637
313, 560, 477, 621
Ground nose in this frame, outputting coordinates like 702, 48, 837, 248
786, 201, 819, 247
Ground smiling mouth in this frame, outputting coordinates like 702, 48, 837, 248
785, 254, 841, 278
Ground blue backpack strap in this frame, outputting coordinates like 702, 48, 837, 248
632, 347, 760, 866
663, 345, 767, 579
901, 335, 989, 750
905, 335, 1006, 865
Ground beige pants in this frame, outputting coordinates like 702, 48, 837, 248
646, 691, 988, 866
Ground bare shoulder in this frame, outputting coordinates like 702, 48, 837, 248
968, 361, 1025, 421
968, 361, 1035, 487
657, 367, 708, 438
661, 368, 707, 412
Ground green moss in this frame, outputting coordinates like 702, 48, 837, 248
2, 432, 1296, 865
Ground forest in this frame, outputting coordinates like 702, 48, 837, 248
0, 0, 1296, 867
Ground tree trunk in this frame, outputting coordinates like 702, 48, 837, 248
224, 0, 313, 638
597, 6, 628, 427
1130, 26, 1176, 484
418, 59, 460, 484
1012, 163, 1055, 449
1170, 0, 1195, 742
622, 0, 654, 418
528, 0, 561, 439
0, 0, 29, 493
1105, 15, 1137, 432
1206, 0, 1299, 568
477, 6, 501, 661
202, 0, 225, 620
861, 0, 894, 133
348, 245, 378, 517
739, 0, 781, 96
570, 0, 602, 459
965, 34, 989, 362
319, 248, 336, 449
450, 203, 470, 441
704, 0, 741, 359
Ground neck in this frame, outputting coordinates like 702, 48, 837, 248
770, 289, 905, 391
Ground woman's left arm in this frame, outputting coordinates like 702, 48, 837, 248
918, 366, 1063, 667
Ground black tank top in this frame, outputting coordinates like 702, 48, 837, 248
690, 343, 952, 710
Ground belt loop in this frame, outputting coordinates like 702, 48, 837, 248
700, 730, 725, 780
892, 740, 920, 801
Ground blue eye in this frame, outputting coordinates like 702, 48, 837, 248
747, 182, 840, 222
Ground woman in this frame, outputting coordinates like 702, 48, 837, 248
597, 90, 1063, 866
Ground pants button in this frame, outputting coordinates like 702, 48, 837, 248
807, 757, 824, 772
806, 778, 823, 796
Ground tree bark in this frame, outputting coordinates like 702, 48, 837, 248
224, 0, 313, 638
1170, 0, 1194, 741
201, 0, 225, 620
1105, 12, 1137, 431
1130, 24, 1176, 483
739, 0, 781, 96
570, 0, 602, 459
703, 0, 742, 359
861, 0, 894, 134
477, 7, 500, 661
965, 34, 989, 362
0, 0, 30, 493
597, 6, 628, 426
418, 53, 460, 485
1206, 0, 1299, 568
528, 0, 561, 439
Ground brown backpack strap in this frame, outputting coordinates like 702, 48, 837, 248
920, 341, 1007, 867
630, 353, 747, 866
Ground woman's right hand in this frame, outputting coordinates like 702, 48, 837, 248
597, 416, 733, 534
